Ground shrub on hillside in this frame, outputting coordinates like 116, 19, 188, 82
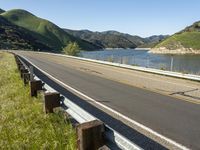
63, 42, 81, 56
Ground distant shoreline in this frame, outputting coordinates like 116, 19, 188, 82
134, 48, 151, 50
104, 48, 134, 50
104, 48, 151, 50
150, 47, 200, 55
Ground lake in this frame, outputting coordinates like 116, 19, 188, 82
81, 48, 200, 75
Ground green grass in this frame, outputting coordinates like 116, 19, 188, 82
155, 20, 200, 50
155, 32, 200, 50
0, 52, 76, 149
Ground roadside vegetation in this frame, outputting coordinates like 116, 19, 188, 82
0, 52, 76, 149
63, 42, 81, 56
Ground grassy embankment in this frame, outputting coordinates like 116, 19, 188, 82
0, 52, 76, 149
155, 32, 200, 50
154, 21, 200, 51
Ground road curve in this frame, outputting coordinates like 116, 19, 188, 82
16, 51, 200, 150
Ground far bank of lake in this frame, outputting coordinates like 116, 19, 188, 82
81, 48, 200, 75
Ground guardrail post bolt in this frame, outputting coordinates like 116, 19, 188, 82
44, 92, 61, 113
76, 120, 105, 150
30, 80, 43, 97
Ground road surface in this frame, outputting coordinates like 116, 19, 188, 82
16, 51, 200, 149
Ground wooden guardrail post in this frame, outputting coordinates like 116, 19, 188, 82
30, 80, 43, 97
29, 66, 34, 81
15, 57, 22, 70
16, 58, 20, 63
15, 56, 19, 63
44, 92, 61, 113
76, 120, 105, 150
23, 73, 30, 85
17, 62, 23, 70
20, 68, 28, 78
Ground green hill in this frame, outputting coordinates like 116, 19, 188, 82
1, 9, 100, 51
152, 21, 200, 54
0, 15, 52, 50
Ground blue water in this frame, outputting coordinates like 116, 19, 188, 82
81, 49, 200, 75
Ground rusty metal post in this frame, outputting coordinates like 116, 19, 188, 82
44, 92, 61, 113
76, 120, 105, 150
30, 80, 43, 97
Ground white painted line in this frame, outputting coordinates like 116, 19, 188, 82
20, 54, 189, 150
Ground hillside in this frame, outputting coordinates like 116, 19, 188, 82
64, 29, 167, 49
0, 16, 52, 50
0, 9, 5, 14
1, 9, 101, 51
64, 29, 141, 48
152, 21, 200, 54
138, 35, 169, 48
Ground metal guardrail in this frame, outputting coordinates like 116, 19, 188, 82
16, 54, 142, 150
37, 52, 200, 82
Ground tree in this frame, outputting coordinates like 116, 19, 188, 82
62, 42, 81, 56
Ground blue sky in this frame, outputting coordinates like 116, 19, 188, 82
1, 0, 200, 37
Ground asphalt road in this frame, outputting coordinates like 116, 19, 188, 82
16, 51, 200, 149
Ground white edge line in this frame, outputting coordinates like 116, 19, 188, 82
19, 54, 189, 150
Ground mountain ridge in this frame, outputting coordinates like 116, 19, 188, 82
64, 29, 168, 49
